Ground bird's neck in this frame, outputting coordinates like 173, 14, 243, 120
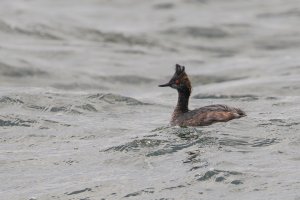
172, 90, 190, 120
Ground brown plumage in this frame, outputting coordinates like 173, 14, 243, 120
159, 64, 246, 126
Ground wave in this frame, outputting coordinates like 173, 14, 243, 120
161, 26, 229, 38
0, 115, 36, 127
93, 75, 154, 85
0, 61, 49, 78
0, 20, 62, 40
196, 169, 243, 184
193, 93, 259, 101
0, 93, 147, 117
189, 75, 246, 85
87, 93, 147, 105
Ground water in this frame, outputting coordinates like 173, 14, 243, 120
1, 0, 300, 199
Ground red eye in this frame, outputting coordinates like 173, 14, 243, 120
175, 80, 180, 85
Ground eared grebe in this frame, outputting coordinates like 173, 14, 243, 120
159, 64, 246, 126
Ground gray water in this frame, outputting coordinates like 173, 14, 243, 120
1, 0, 300, 199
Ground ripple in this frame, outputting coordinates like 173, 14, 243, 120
75, 104, 97, 112
251, 138, 277, 147
49, 106, 82, 114
169, 127, 203, 140
193, 94, 258, 101
95, 75, 154, 85
88, 93, 146, 105
41, 119, 71, 128
196, 169, 242, 182
0, 20, 61, 40
189, 75, 246, 85
184, 150, 209, 166
151, 126, 203, 140
0, 115, 36, 127
147, 136, 215, 157
215, 177, 226, 182
0, 62, 48, 78
26, 103, 83, 115
51, 82, 107, 90
254, 38, 300, 51
257, 9, 300, 18
218, 136, 278, 148
124, 188, 154, 198
161, 185, 185, 191
65, 188, 92, 196
14, 25, 62, 40
104, 126, 215, 156
231, 180, 243, 185
218, 138, 249, 146
0, 93, 146, 118
74, 27, 155, 46
188, 45, 236, 57
269, 119, 300, 127
153, 3, 175, 10
0, 96, 24, 104
197, 170, 219, 181
104, 139, 167, 152
162, 26, 229, 38
146, 127, 216, 157
115, 49, 146, 55
27, 105, 47, 111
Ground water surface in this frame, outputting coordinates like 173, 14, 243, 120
0, 0, 300, 199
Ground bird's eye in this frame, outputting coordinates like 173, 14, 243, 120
175, 80, 180, 85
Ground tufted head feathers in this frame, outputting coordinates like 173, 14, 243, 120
159, 64, 192, 95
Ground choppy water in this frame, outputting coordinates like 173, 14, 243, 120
1, 0, 300, 199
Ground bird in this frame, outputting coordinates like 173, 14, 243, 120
159, 64, 246, 126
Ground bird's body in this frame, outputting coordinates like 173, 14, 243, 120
159, 64, 246, 126
171, 104, 245, 126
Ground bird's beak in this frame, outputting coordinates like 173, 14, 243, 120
158, 82, 171, 87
